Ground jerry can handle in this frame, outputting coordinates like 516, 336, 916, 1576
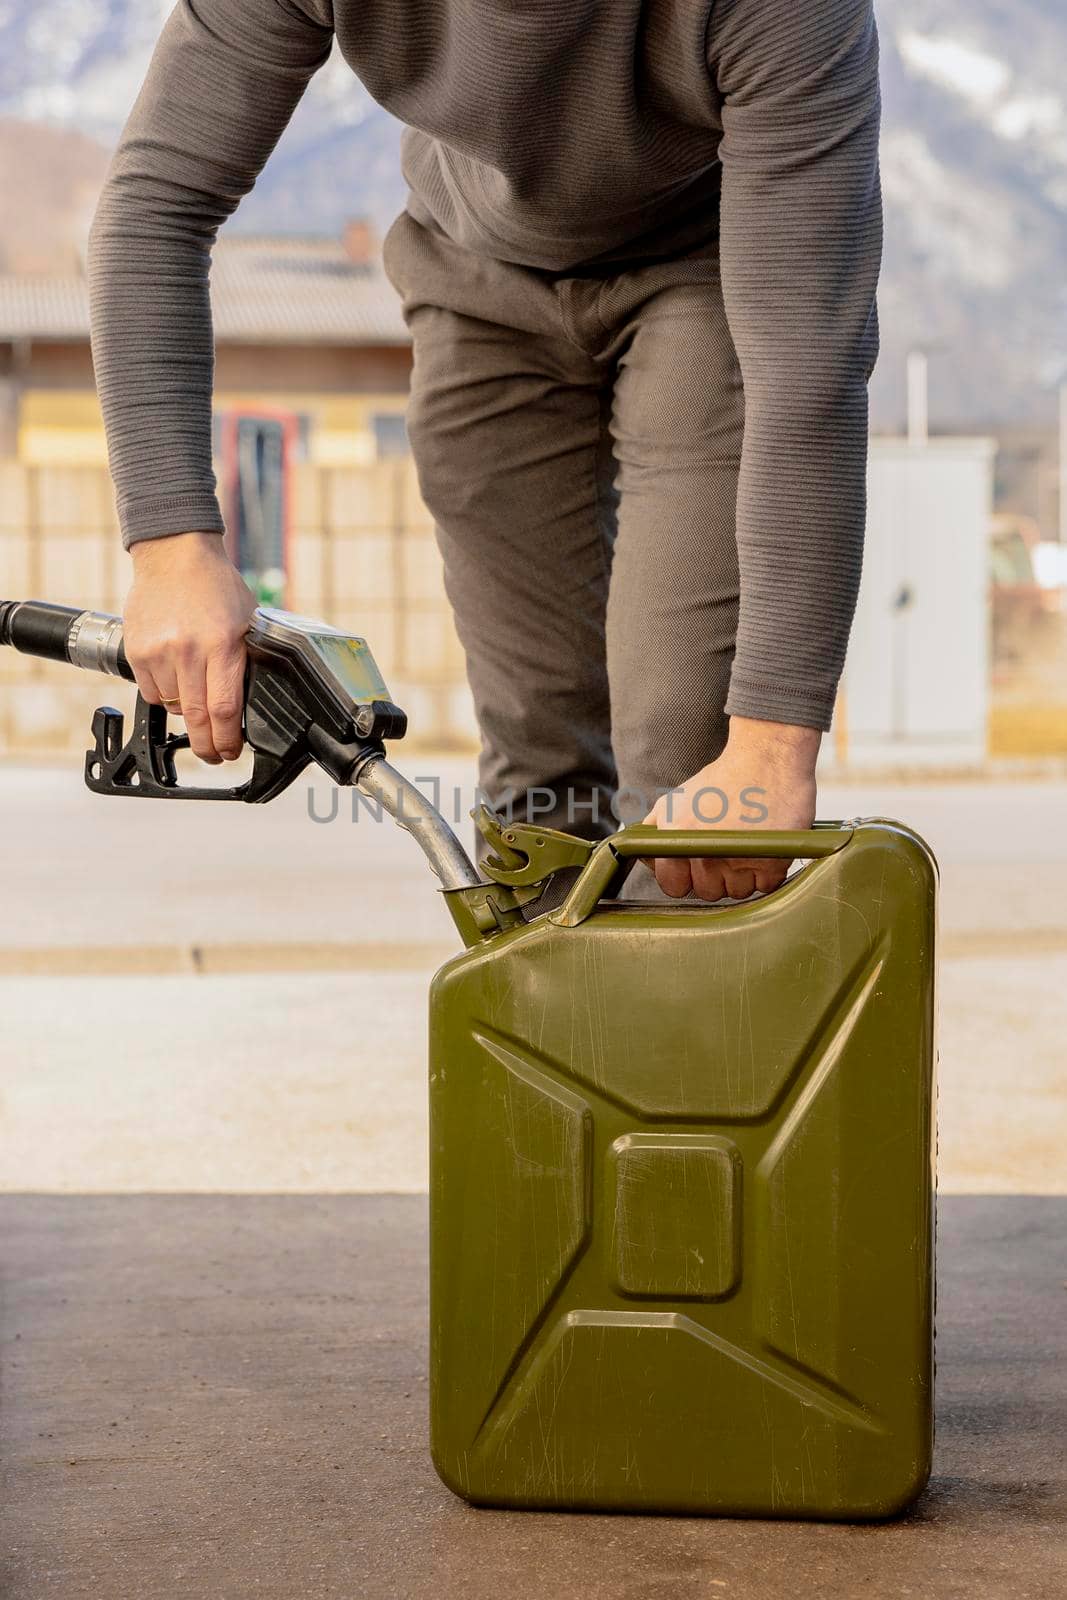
550, 823, 854, 928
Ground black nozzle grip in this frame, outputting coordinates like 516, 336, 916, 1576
0, 600, 81, 663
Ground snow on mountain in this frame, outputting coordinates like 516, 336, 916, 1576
1, 0, 1065, 427
898, 31, 1011, 106
872, 0, 1067, 425
0, 0, 171, 130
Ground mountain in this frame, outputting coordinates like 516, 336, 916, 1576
873, 0, 1067, 429
2, 0, 1065, 430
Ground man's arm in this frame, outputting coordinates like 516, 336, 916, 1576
87, 0, 333, 761
645, 0, 880, 901
710, 0, 882, 732
88, 0, 334, 550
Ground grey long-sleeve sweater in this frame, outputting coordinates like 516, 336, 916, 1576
87, 0, 882, 731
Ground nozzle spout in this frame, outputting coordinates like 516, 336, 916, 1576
354, 753, 481, 892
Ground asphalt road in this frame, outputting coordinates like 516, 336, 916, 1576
4, 760, 1067, 954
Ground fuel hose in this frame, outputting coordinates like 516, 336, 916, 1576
0, 600, 133, 681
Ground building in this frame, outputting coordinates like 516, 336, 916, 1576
0, 220, 413, 473
0, 223, 482, 757
0, 228, 1015, 768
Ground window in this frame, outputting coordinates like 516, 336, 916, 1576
372, 412, 409, 459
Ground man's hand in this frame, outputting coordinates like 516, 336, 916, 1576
124, 532, 256, 764
643, 717, 821, 901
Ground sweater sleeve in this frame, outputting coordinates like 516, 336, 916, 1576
87, 0, 334, 549
709, 0, 882, 731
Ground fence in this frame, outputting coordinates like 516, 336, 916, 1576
0, 458, 477, 756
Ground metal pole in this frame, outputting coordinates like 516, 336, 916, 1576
907, 350, 928, 446
1059, 380, 1067, 546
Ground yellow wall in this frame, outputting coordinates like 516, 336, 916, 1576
0, 457, 476, 757
17, 389, 409, 469
18, 392, 109, 466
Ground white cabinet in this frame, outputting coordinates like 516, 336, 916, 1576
839, 437, 995, 766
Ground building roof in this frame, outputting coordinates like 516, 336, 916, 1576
0, 234, 411, 346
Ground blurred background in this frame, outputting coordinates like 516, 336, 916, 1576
1, 1, 1065, 1199
2, 0, 1067, 763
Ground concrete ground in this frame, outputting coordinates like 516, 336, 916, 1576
2, 954, 1064, 1193
1, 1195, 1064, 1600
2, 763, 1066, 1192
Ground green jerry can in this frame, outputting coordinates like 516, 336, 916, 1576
429, 820, 938, 1520
0, 604, 937, 1521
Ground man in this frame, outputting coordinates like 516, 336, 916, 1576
87, 0, 881, 902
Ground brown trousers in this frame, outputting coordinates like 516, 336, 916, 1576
382, 207, 744, 843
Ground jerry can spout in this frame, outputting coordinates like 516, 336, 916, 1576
352, 761, 573, 946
